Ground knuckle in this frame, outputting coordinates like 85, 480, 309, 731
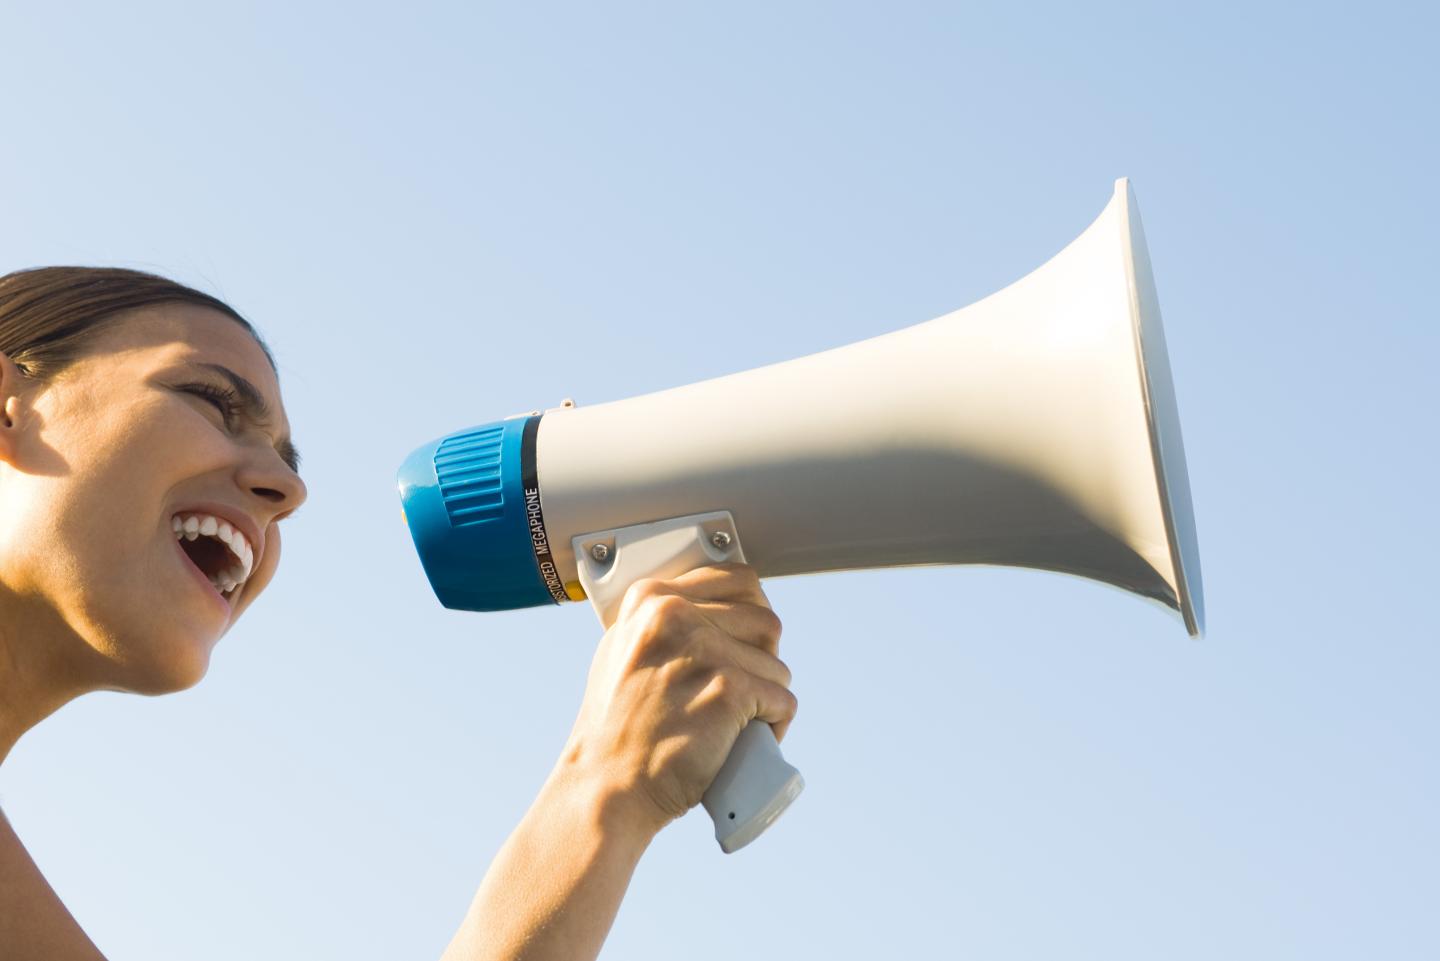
713, 562, 759, 592
618, 578, 669, 631
656, 653, 696, 686
644, 592, 693, 623
771, 656, 793, 688
733, 564, 762, 590
704, 668, 741, 707
626, 577, 668, 603
758, 606, 783, 642
631, 595, 694, 658
771, 684, 799, 723
712, 668, 738, 698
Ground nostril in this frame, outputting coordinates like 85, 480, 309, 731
251, 486, 287, 503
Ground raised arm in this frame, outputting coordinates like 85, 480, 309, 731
0, 567, 792, 961
440, 564, 796, 961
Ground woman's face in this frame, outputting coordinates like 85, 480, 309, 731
0, 304, 306, 693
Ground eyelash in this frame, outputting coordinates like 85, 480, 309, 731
181, 382, 242, 428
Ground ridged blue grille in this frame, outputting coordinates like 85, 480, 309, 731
434, 426, 505, 527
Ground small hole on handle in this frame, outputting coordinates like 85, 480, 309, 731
728, 812, 736, 819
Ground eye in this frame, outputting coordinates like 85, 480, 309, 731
180, 382, 243, 429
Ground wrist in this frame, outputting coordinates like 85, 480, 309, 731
543, 746, 670, 854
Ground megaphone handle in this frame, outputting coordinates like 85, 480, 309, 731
573, 511, 804, 853
701, 717, 805, 853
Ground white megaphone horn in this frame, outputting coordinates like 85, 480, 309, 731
398, 177, 1205, 853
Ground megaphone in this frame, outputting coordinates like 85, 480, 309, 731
398, 177, 1204, 853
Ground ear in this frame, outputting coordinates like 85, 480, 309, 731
0, 351, 28, 465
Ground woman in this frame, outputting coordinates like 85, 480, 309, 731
0, 267, 798, 961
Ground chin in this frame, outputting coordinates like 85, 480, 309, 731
107, 629, 220, 696
65, 574, 231, 695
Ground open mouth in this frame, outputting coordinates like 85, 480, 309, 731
172, 513, 255, 600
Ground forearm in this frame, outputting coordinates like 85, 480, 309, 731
441, 760, 658, 961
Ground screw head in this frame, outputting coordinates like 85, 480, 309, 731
589, 543, 611, 563
710, 531, 733, 550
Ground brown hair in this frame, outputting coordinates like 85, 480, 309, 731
0, 266, 271, 380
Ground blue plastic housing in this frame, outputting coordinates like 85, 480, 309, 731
396, 417, 556, 612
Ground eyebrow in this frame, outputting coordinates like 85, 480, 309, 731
195, 362, 302, 473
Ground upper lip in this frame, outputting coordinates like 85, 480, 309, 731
171, 502, 265, 574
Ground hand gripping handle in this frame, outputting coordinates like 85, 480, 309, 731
574, 511, 804, 853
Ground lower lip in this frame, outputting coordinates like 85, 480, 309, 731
173, 538, 237, 616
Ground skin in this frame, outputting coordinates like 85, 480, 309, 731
0, 304, 797, 961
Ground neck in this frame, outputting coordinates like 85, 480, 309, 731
0, 595, 97, 766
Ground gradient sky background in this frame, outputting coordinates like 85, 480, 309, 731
1, 3, 1435, 959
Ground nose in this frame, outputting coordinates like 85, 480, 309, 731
238, 446, 308, 514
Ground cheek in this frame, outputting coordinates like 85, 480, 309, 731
51, 395, 230, 503
16, 396, 234, 612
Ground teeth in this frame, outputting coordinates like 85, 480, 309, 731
172, 511, 258, 588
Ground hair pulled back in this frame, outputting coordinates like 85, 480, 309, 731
0, 266, 268, 380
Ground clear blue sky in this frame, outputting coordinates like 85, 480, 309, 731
2, 3, 1436, 959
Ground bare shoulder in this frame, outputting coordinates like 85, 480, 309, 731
0, 807, 107, 960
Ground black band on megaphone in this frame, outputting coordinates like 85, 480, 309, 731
521, 414, 569, 605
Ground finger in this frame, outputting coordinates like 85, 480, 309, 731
770, 718, 793, 744
616, 566, 767, 620
688, 599, 783, 656
690, 671, 798, 742
702, 630, 792, 689
663, 563, 769, 606
748, 676, 799, 744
